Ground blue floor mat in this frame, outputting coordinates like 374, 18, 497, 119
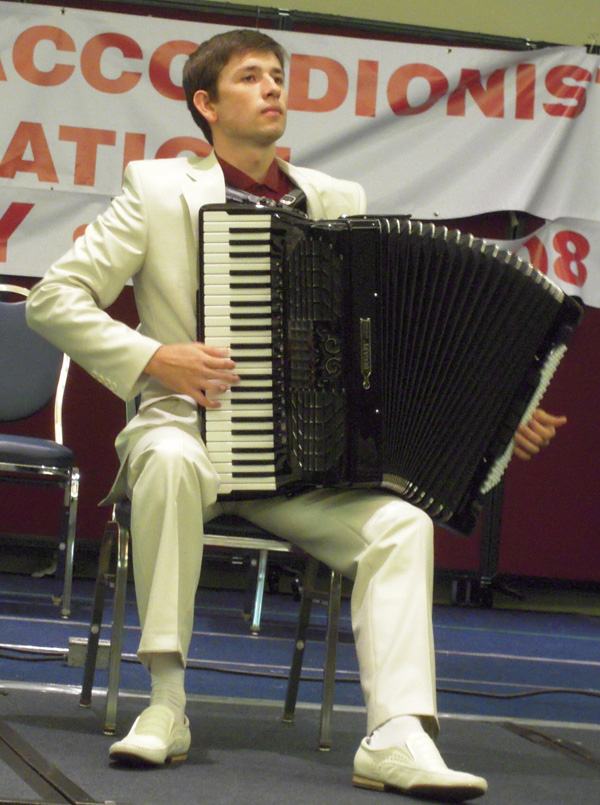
1, 571, 599, 726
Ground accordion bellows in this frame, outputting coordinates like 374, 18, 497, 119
198, 204, 582, 535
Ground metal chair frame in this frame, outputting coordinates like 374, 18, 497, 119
0, 283, 79, 618
80, 499, 343, 749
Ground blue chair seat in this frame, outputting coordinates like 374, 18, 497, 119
0, 434, 74, 470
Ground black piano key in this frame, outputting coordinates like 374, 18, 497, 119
230, 251, 271, 260
232, 447, 274, 453
232, 459, 275, 466
231, 429, 275, 436
226, 399, 272, 406
232, 471, 276, 478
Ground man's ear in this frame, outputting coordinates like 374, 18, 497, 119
193, 90, 217, 124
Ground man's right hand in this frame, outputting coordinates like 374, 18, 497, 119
144, 342, 239, 408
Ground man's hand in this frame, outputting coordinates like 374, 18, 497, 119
144, 342, 239, 408
513, 408, 567, 460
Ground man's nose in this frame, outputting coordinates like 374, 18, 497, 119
263, 75, 281, 95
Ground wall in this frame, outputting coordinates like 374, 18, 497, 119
200, 0, 600, 46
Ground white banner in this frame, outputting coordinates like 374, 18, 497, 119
489, 217, 598, 307
1, 1, 600, 307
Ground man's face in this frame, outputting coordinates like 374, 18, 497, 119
196, 49, 288, 149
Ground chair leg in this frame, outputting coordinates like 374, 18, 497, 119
104, 520, 130, 735
283, 556, 319, 724
242, 555, 255, 623
319, 570, 342, 751
80, 516, 116, 708
250, 549, 269, 635
60, 468, 80, 619
283, 558, 343, 749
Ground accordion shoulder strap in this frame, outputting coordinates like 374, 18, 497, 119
225, 184, 306, 210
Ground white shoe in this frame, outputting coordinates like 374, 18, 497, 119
109, 704, 191, 766
353, 732, 487, 802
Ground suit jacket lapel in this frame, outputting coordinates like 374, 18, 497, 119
181, 152, 226, 243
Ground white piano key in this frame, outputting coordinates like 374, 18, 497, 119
207, 440, 275, 451
204, 212, 272, 224
204, 259, 271, 270
230, 335, 273, 344
204, 275, 271, 287
234, 369, 275, 378
232, 348, 272, 357
204, 338, 230, 348
234, 380, 273, 388
224, 386, 273, 400
228, 464, 276, 474
207, 429, 273, 441
210, 452, 276, 462
204, 254, 270, 265
217, 479, 277, 493
237, 366, 273, 376
207, 404, 273, 416
207, 419, 273, 430
229, 389, 273, 397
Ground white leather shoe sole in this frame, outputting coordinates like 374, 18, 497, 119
353, 732, 488, 802
109, 704, 191, 766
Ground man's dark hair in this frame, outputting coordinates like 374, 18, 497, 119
183, 29, 287, 144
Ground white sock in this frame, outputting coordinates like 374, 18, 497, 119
149, 652, 186, 723
368, 715, 425, 749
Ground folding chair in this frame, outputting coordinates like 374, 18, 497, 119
0, 283, 79, 618
79, 499, 343, 749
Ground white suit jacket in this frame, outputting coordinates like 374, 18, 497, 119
26, 151, 366, 499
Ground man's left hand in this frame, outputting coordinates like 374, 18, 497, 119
513, 408, 567, 460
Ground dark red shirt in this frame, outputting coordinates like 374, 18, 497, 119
216, 155, 294, 203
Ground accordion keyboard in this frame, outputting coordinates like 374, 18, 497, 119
201, 209, 278, 494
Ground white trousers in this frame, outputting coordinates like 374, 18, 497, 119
126, 424, 438, 736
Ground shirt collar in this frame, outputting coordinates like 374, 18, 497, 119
216, 155, 289, 198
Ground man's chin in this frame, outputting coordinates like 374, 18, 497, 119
255, 128, 286, 147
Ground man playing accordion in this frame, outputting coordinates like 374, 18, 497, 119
27, 27, 564, 802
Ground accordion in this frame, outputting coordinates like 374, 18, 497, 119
197, 203, 582, 534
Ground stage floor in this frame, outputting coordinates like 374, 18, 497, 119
1, 570, 600, 804
1, 684, 600, 805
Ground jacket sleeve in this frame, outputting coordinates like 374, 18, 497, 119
26, 163, 162, 401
